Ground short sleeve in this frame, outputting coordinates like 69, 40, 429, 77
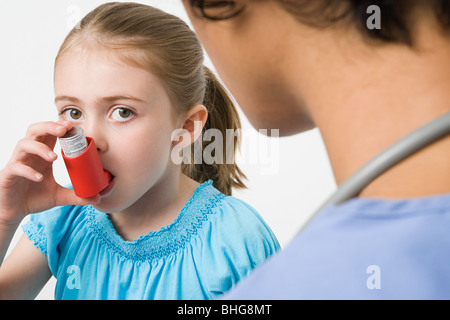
21, 205, 84, 276
198, 196, 280, 297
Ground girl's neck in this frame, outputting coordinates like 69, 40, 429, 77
109, 173, 200, 242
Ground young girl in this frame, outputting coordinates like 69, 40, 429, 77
0, 2, 279, 300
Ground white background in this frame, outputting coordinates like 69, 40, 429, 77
0, 0, 336, 299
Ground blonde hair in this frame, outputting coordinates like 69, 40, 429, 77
55, 2, 246, 195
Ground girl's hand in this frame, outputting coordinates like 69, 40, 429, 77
0, 121, 100, 226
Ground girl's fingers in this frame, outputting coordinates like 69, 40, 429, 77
5, 161, 44, 183
12, 139, 58, 163
25, 121, 73, 141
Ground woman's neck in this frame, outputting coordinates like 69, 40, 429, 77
288, 15, 450, 199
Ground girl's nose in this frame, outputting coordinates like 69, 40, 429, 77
83, 124, 108, 153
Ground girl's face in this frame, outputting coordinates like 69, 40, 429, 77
54, 49, 180, 213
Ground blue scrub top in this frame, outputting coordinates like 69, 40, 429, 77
224, 193, 450, 299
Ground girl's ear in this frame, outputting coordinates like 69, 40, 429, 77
172, 105, 208, 148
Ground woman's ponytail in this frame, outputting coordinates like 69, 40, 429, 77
181, 67, 247, 196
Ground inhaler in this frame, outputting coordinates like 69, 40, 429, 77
59, 126, 111, 198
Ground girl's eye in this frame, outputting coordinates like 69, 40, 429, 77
111, 107, 135, 122
63, 108, 84, 121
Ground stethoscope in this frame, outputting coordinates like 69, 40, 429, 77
298, 111, 450, 234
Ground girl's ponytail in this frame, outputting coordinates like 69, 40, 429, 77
181, 67, 247, 196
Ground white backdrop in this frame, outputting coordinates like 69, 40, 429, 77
0, 0, 336, 299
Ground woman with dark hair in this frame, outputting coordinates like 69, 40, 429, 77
183, 0, 450, 299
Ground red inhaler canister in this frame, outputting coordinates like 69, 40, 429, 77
59, 126, 111, 198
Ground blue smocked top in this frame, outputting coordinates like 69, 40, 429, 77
22, 180, 280, 300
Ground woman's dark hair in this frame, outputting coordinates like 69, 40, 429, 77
189, 0, 450, 46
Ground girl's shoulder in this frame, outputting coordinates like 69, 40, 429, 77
193, 181, 275, 231
22, 204, 90, 256
192, 181, 280, 295
201, 180, 280, 252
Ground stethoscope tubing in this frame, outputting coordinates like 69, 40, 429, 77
297, 111, 450, 234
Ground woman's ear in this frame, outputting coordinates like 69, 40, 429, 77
172, 105, 208, 148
